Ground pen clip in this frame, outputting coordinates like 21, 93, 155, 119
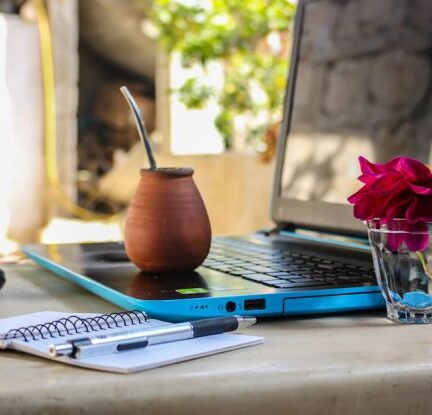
74, 337, 149, 360
116, 338, 149, 352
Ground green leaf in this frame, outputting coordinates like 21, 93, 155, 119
143, 0, 296, 150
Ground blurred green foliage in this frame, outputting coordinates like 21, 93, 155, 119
142, 0, 296, 150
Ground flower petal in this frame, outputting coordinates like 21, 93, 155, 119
409, 183, 432, 195
358, 174, 378, 184
406, 197, 432, 223
396, 157, 432, 182
386, 232, 405, 251
358, 156, 381, 176
385, 221, 429, 252
352, 191, 394, 220
369, 171, 408, 194
347, 181, 374, 204
405, 233, 429, 251
359, 156, 404, 175
383, 196, 411, 221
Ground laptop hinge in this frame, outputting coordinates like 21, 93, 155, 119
261, 223, 369, 249
262, 222, 296, 236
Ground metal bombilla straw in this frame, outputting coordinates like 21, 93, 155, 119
120, 86, 157, 170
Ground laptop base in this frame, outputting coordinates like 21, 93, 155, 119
23, 236, 384, 322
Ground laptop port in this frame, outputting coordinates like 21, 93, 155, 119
244, 299, 266, 311
225, 301, 236, 312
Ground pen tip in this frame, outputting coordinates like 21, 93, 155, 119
236, 316, 257, 330
48, 344, 57, 357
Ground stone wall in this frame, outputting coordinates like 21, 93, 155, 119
281, 0, 432, 204
292, 0, 432, 162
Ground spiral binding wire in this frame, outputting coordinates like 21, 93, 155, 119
2, 310, 147, 343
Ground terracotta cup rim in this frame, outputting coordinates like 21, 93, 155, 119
139, 167, 194, 177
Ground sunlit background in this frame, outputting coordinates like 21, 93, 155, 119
0, 0, 296, 262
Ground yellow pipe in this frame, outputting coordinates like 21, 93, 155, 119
34, 0, 118, 221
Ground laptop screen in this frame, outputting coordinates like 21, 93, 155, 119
279, 0, 432, 208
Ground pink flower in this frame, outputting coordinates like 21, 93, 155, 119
348, 156, 432, 223
348, 156, 432, 251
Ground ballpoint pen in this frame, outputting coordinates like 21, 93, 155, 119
49, 315, 257, 359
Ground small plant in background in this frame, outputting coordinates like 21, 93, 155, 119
140, 0, 297, 154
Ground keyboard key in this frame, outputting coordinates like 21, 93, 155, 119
309, 270, 325, 275
346, 264, 359, 269
317, 263, 335, 270
235, 270, 257, 276
242, 273, 276, 282
222, 259, 242, 265
242, 265, 275, 273
285, 274, 309, 280
278, 265, 301, 271
267, 272, 292, 277
211, 265, 234, 271
227, 260, 247, 266
264, 266, 287, 272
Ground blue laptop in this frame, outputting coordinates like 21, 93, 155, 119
23, 0, 402, 322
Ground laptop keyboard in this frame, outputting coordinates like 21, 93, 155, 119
202, 237, 376, 289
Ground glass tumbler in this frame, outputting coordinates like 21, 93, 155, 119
367, 219, 432, 323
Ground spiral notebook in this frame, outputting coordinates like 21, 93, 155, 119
0, 311, 263, 373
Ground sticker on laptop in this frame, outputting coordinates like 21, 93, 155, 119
175, 288, 210, 295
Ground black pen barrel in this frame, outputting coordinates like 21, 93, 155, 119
191, 317, 239, 337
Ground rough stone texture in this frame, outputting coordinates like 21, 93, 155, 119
282, 0, 432, 204
407, 0, 432, 36
292, 0, 432, 163
370, 52, 430, 111
323, 61, 368, 127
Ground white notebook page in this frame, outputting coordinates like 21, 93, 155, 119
0, 312, 263, 373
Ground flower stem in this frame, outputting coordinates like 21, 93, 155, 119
416, 251, 432, 279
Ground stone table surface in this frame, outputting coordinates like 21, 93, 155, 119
1, 262, 432, 415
